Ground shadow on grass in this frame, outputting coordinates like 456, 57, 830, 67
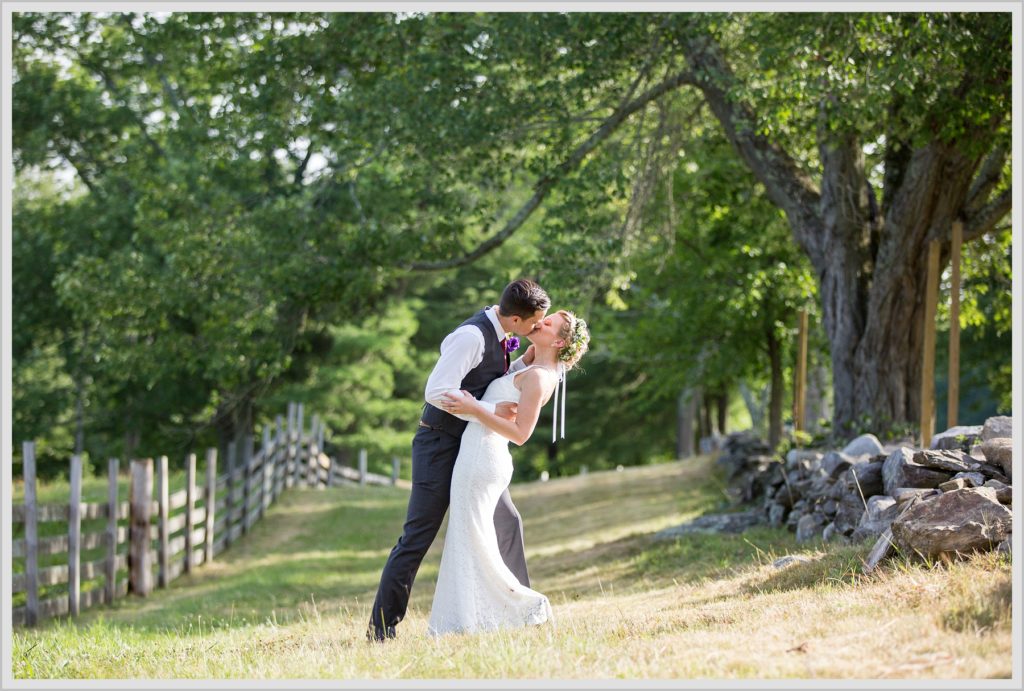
65, 485, 414, 634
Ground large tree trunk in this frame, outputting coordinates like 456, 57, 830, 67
715, 389, 728, 436
676, 387, 699, 458
683, 35, 1010, 439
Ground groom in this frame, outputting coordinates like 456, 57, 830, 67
368, 279, 551, 641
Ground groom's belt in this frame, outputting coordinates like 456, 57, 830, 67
418, 420, 443, 431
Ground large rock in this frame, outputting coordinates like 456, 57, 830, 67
951, 471, 986, 488
655, 510, 763, 539
853, 495, 900, 541
864, 528, 895, 572
930, 425, 983, 451
913, 449, 981, 474
843, 460, 886, 498
981, 416, 1012, 441
892, 487, 942, 506
796, 513, 826, 543
882, 448, 953, 496
821, 451, 859, 479
983, 479, 1012, 504
842, 433, 885, 458
786, 449, 823, 471
832, 495, 867, 536
890, 487, 1012, 560
980, 438, 1013, 481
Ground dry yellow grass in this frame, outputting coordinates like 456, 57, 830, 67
11, 455, 1013, 680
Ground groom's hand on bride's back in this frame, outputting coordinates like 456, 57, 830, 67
495, 401, 518, 421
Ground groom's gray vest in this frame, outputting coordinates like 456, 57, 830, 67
420, 309, 508, 438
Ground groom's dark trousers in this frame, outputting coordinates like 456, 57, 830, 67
368, 424, 529, 639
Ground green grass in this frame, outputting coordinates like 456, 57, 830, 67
10, 456, 1013, 679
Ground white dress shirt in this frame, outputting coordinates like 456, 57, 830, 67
424, 306, 527, 421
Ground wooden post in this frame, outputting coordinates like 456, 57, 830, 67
317, 421, 325, 453
69, 454, 82, 616
105, 457, 119, 604
296, 403, 305, 486
241, 434, 253, 534
392, 456, 400, 486
23, 442, 39, 626
948, 220, 963, 428
274, 415, 285, 500
225, 440, 236, 548
157, 455, 169, 588
129, 459, 153, 596
920, 239, 941, 448
286, 403, 297, 489
185, 453, 196, 573
358, 449, 368, 486
261, 425, 272, 515
794, 308, 809, 433
204, 448, 217, 565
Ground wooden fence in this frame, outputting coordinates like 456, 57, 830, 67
11, 402, 405, 628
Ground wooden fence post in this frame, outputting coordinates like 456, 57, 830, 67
261, 425, 272, 515
106, 457, 119, 604
310, 414, 320, 487
242, 435, 253, 535
225, 440, 236, 549
286, 403, 296, 489
185, 453, 196, 573
157, 455, 169, 588
392, 457, 400, 486
129, 458, 154, 596
359, 449, 367, 486
920, 239, 940, 448
948, 219, 963, 428
23, 442, 39, 626
204, 448, 217, 565
68, 454, 82, 616
274, 415, 285, 500
296, 403, 305, 485
794, 308, 809, 433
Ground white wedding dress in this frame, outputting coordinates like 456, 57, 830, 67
428, 366, 555, 637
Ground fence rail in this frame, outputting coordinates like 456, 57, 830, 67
11, 401, 407, 628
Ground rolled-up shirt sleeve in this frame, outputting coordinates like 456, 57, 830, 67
424, 327, 497, 420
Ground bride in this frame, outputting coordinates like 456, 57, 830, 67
428, 309, 590, 637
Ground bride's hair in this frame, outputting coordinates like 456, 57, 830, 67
555, 310, 590, 372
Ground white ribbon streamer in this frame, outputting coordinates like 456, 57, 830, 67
552, 363, 567, 443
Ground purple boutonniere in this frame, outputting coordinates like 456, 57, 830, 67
503, 336, 520, 353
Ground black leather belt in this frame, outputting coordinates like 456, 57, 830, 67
419, 420, 442, 431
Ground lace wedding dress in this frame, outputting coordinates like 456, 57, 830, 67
428, 366, 555, 637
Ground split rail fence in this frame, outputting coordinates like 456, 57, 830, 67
11, 402, 405, 627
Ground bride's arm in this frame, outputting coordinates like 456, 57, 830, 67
441, 370, 553, 446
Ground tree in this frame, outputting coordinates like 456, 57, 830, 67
675, 12, 1011, 436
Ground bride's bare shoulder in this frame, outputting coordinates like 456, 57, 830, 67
513, 366, 558, 393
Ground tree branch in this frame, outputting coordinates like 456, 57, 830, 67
962, 188, 1011, 242
681, 34, 823, 259
965, 142, 1008, 212
406, 67, 697, 272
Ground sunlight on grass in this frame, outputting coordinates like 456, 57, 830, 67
11, 456, 1012, 680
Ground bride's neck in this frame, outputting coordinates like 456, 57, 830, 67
533, 347, 560, 369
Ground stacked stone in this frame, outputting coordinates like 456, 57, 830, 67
719, 416, 1013, 564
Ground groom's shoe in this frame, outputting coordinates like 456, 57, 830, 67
367, 624, 396, 643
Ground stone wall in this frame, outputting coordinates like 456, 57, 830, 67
710, 416, 1013, 568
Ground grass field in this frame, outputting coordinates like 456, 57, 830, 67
9, 455, 1014, 680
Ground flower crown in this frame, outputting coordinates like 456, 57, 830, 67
557, 315, 589, 364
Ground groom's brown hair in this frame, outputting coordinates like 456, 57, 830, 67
499, 279, 550, 319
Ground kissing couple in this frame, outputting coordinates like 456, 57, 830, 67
368, 279, 590, 640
